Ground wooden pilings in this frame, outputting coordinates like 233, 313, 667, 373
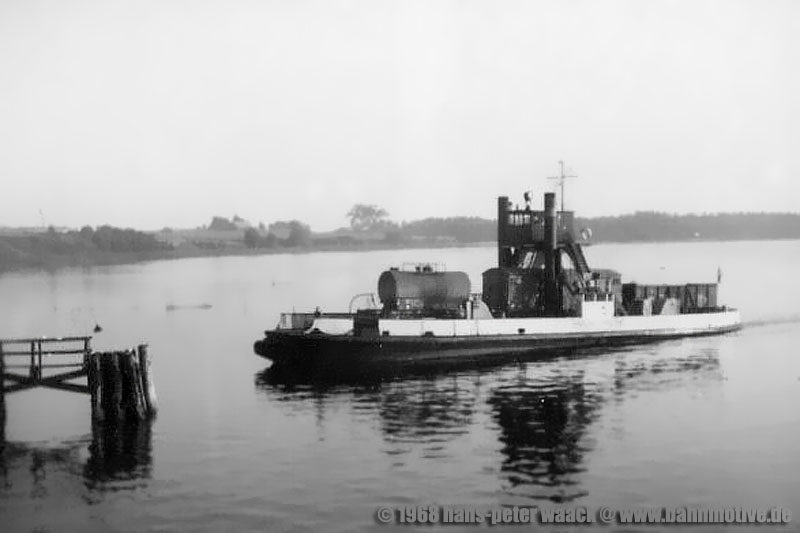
85, 345, 156, 484
88, 347, 157, 422
87, 348, 103, 421
0, 342, 5, 450
137, 345, 158, 416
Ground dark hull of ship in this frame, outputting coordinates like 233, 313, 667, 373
254, 322, 741, 373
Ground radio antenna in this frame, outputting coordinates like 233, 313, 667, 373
547, 160, 578, 212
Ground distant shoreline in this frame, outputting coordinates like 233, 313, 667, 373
3, 210, 799, 274
1, 236, 798, 275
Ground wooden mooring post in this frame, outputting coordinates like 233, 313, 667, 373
0, 342, 5, 449
0, 337, 157, 441
88, 345, 157, 422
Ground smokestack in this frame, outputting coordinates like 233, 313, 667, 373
544, 192, 557, 252
543, 192, 559, 315
497, 196, 508, 267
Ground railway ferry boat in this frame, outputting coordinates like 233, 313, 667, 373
254, 182, 740, 369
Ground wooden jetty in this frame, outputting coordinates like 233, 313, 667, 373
0, 337, 157, 443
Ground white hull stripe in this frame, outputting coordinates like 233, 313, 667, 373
308, 310, 741, 337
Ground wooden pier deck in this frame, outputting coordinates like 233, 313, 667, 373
0, 337, 157, 446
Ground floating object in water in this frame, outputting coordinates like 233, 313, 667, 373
166, 303, 213, 311
93, 323, 103, 333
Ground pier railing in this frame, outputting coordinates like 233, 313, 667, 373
0, 336, 92, 394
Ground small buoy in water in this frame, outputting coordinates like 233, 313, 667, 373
93, 323, 103, 333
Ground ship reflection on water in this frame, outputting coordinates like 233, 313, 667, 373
257, 366, 479, 458
377, 377, 476, 456
0, 419, 153, 503
488, 369, 602, 502
256, 345, 722, 503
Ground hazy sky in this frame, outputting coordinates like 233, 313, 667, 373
2, 0, 798, 231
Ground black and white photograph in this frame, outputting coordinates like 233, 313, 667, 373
1, 1, 798, 531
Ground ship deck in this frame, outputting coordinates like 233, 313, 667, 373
255, 309, 741, 371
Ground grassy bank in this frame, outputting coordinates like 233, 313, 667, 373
0, 235, 491, 274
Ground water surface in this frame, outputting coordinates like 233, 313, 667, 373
1, 241, 799, 531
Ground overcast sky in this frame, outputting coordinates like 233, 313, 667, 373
1, 0, 798, 231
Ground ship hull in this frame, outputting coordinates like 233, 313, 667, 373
254, 309, 741, 371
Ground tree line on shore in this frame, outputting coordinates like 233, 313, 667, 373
237, 203, 800, 249
0, 225, 171, 270
1, 205, 799, 271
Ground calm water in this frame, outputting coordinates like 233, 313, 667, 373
1, 241, 799, 532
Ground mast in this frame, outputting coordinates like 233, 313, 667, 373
547, 160, 577, 213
